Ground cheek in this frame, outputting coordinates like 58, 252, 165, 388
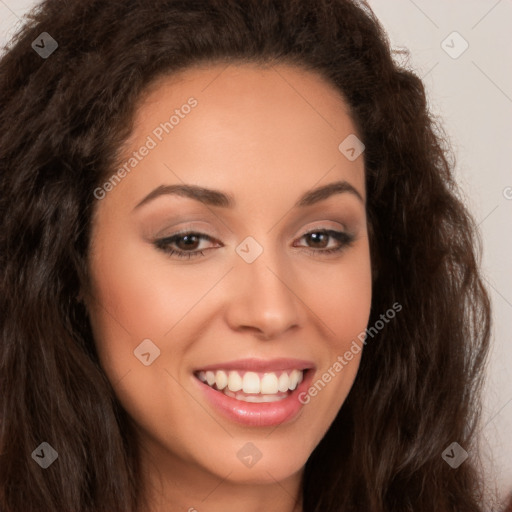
305, 242, 372, 345
86, 231, 228, 405
87, 235, 209, 342
86, 241, 196, 444
85, 235, 177, 387
325, 270, 371, 337
297, 242, 371, 417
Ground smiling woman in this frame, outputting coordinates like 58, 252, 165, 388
0, 1, 493, 512
86, 64, 372, 504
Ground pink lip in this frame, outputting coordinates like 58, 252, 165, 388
194, 357, 315, 373
193, 366, 316, 427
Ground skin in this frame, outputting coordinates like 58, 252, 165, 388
86, 63, 372, 512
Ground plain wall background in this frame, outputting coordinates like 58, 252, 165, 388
1, 0, 511, 504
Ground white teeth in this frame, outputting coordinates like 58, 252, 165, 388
260, 373, 279, 394
227, 371, 243, 392
197, 369, 306, 396
216, 370, 228, 390
242, 372, 260, 393
289, 369, 301, 390
278, 372, 289, 392
205, 371, 215, 386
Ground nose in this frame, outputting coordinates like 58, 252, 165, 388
224, 250, 301, 340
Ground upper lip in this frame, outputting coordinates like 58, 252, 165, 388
194, 358, 315, 373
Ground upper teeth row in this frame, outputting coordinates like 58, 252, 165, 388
197, 370, 304, 394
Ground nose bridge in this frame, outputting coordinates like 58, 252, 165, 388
226, 236, 301, 338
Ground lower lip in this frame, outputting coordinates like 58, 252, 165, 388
194, 370, 315, 427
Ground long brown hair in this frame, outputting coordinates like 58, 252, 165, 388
0, 1, 492, 510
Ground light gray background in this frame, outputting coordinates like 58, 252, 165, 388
1, 0, 511, 503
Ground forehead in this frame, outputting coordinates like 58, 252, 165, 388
108, 62, 365, 210
133, 62, 357, 139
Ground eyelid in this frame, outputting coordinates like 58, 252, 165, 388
152, 222, 221, 240
292, 219, 348, 237
154, 230, 221, 250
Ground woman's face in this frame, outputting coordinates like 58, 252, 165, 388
87, 63, 371, 489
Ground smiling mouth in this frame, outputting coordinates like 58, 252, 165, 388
194, 369, 308, 403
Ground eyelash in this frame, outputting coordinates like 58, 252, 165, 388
154, 229, 355, 259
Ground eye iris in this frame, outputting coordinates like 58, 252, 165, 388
177, 234, 200, 251
307, 232, 328, 248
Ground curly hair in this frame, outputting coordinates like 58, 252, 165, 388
0, 0, 492, 511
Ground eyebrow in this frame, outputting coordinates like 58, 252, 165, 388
133, 179, 364, 211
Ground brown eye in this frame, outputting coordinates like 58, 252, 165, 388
174, 234, 201, 251
295, 229, 355, 255
304, 232, 330, 249
155, 232, 219, 259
